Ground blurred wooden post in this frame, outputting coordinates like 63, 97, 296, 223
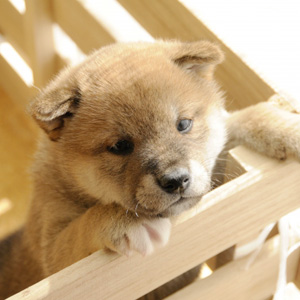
0, 0, 24, 53
295, 256, 300, 289
24, 0, 56, 88
52, 0, 115, 54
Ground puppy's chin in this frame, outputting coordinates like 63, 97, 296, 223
134, 195, 203, 218
156, 196, 203, 217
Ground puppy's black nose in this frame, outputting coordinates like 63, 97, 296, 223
158, 170, 190, 194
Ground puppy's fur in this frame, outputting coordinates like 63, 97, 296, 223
0, 40, 299, 299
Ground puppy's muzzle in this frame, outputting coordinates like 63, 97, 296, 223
157, 168, 190, 194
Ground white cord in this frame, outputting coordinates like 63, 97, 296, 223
273, 217, 289, 300
234, 208, 300, 300
273, 208, 300, 300
234, 222, 276, 265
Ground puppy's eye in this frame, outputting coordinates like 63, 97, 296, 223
177, 119, 193, 133
108, 140, 134, 155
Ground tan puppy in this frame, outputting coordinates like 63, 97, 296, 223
0, 40, 299, 299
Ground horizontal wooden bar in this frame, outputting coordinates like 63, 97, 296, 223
167, 236, 300, 300
117, 0, 275, 110
9, 148, 300, 300
52, 0, 116, 54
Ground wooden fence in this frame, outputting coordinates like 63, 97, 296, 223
0, 0, 299, 299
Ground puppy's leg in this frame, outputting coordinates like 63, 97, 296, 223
226, 98, 300, 160
43, 203, 171, 275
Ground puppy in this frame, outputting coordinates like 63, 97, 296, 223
0, 40, 299, 299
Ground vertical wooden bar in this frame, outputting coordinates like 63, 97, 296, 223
295, 255, 300, 289
24, 0, 56, 88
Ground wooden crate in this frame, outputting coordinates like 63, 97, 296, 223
0, 0, 275, 109
0, 1, 299, 299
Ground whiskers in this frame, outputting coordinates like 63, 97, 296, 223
211, 167, 244, 189
125, 202, 140, 218
201, 154, 245, 188
135, 203, 139, 218
212, 171, 242, 180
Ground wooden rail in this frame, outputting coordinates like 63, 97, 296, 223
8, 147, 300, 299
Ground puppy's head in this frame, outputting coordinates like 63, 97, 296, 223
30, 40, 226, 217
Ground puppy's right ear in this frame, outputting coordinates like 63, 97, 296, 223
166, 40, 224, 80
30, 74, 81, 141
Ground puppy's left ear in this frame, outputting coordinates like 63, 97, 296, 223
29, 69, 81, 141
168, 40, 224, 79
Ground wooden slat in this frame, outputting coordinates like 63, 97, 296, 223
167, 237, 300, 300
0, 87, 38, 239
0, 55, 36, 106
8, 151, 300, 300
228, 145, 277, 173
23, 0, 56, 87
0, 0, 25, 54
117, 0, 275, 110
52, 0, 115, 54
295, 255, 300, 290
54, 53, 68, 73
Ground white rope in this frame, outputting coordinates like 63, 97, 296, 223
273, 217, 289, 300
234, 208, 300, 300
234, 222, 276, 264
273, 208, 300, 300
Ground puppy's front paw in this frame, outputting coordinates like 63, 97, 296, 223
109, 218, 171, 256
228, 102, 300, 161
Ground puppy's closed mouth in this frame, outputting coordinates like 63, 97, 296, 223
173, 196, 194, 206
133, 194, 203, 218
172, 194, 204, 208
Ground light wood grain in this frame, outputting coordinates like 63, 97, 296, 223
166, 236, 300, 300
24, 0, 56, 88
8, 149, 300, 300
295, 257, 300, 290
0, 0, 24, 55
226, 146, 278, 248
229, 145, 276, 172
117, 0, 275, 110
0, 54, 36, 106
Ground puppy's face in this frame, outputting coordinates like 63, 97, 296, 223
31, 41, 226, 217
